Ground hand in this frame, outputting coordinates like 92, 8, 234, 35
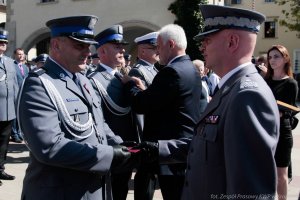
111, 145, 139, 173
133, 141, 159, 164
122, 75, 146, 90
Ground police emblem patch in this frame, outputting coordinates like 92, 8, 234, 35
66, 97, 79, 102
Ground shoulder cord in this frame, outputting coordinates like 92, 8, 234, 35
39, 76, 94, 139
91, 77, 131, 116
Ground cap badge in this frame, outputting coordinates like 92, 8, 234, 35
88, 18, 97, 30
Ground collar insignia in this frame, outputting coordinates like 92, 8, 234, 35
204, 115, 220, 124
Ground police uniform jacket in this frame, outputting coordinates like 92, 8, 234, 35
128, 59, 158, 88
181, 64, 279, 200
18, 59, 122, 200
0, 55, 18, 121
125, 55, 202, 175
87, 65, 140, 142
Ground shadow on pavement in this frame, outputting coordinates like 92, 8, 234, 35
6, 143, 30, 164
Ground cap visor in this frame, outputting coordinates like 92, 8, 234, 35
193, 29, 220, 41
0, 39, 8, 42
69, 36, 98, 45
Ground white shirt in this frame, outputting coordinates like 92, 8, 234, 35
101, 63, 118, 76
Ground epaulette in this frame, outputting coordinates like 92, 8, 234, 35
29, 67, 47, 76
132, 63, 141, 69
239, 78, 258, 89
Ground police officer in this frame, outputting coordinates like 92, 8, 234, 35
128, 31, 160, 200
87, 24, 140, 200
18, 16, 137, 200
129, 32, 159, 88
182, 5, 279, 199
34, 53, 49, 68
0, 29, 18, 186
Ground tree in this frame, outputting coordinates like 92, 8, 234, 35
168, 0, 208, 60
275, 0, 300, 37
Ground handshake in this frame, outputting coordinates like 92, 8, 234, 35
110, 141, 158, 173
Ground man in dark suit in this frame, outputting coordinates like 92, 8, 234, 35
181, 5, 280, 199
122, 24, 202, 200
11, 48, 30, 143
17, 16, 137, 200
87, 25, 140, 200
0, 29, 18, 186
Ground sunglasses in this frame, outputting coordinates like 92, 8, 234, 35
0, 41, 8, 44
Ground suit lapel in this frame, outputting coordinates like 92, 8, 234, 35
78, 75, 93, 107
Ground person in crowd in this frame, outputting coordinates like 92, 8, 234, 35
118, 59, 130, 76
34, 53, 49, 68
17, 16, 137, 200
85, 53, 99, 74
207, 69, 220, 95
124, 53, 132, 69
121, 24, 202, 200
0, 29, 18, 186
181, 5, 280, 199
129, 32, 159, 88
86, 24, 140, 200
128, 31, 160, 200
256, 53, 268, 77
11, 48, 29, 143
265, 44, 298, 200
193, 59, 210, 114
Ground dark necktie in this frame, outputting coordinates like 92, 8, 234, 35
212, 85, 219, 96
72, 74, 81, 89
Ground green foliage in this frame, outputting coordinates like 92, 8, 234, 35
168, 0, 208, 60
275, 0, 300, 37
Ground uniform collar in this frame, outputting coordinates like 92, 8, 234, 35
100, 63, 117, 76
139, 59, 154, 69
218, 62, 252, 89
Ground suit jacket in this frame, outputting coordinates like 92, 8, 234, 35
18, 59, 122, 200
0, 55, 18, 121
125, 55, 202, 175
128, 59, 158, 88
87, 65, 140, 142
181, 65, 280, 200
14, 61, 29, 86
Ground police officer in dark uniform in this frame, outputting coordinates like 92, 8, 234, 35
34, 53, 49, 68
17, 16, 137, 200
87, 25, 140, 200
128, 32, 160, 200
0, 29, 18, 186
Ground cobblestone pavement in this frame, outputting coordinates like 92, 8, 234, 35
1, 113, 299, 200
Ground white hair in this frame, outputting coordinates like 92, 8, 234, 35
158, 24, 187, 50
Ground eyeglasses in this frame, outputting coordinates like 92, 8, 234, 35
0, 41, 8, 45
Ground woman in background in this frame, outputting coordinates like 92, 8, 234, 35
265, 45, 298, 200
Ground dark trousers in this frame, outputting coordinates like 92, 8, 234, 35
0, 120, 13, 171
134, 167, 156, 200
111, 171, 132, 200
158, 175, 185, 200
